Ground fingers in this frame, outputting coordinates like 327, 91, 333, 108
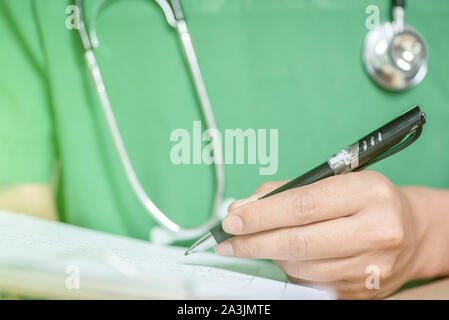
215, 215, 370, 260
274, 257, 366, 282
227, 181, 287, 212
223, 172, 371, 235
284, 272, 394, 300
274, 260, 385, 299
284, 276, 368, 300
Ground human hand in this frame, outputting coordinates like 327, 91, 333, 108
215, 171, 444, 299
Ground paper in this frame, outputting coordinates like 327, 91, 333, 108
0, 211, 334, 299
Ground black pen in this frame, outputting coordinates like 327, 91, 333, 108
184, 106, 427, 255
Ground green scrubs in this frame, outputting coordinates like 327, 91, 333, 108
1, 0, 448, 247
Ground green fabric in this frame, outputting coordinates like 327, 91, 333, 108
1, 0, 448, 266
0, 0, 55, 182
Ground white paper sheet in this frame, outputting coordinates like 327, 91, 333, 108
0, 211, 334, 299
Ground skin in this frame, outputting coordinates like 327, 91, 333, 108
0, 183, 58, 221
214, 170, 449, 299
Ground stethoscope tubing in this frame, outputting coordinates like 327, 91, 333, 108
74, 0, 226, 242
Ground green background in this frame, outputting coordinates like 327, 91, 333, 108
0, 1, 448, 289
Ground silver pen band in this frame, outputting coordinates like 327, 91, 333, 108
327, 142, 360, 175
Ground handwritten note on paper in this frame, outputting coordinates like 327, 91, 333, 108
0, 211, 334, 299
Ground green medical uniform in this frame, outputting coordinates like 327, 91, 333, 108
1, 0, 448, 258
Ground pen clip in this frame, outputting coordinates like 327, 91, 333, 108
354, 124, 423, 172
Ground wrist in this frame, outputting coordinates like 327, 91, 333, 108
400, 186, 449, 280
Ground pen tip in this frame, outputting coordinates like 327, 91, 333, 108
184, 249, 192, 256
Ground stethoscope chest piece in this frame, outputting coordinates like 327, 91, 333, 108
363, 1, 428, 91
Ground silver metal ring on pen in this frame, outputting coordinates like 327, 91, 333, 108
327, 143, 360, 175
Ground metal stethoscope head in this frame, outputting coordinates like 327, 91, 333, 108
363, 0, 428, 91
74, 0, 231, 244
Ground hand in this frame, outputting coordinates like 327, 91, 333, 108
214, 171, 449, 299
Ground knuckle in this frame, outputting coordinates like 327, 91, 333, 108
363, 170, 386, 181
380, 225, 406, 248
287, 229, 310, 258
289, 188, 316, 224
253, 209, 268, 230
233, 238, 256, 258
367, 222, 403, 250
370, 175, 395, 200
371, 213, 406, 249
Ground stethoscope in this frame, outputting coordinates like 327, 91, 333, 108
363, 0, 428, 91
76, 0, 232, 244
75, 0, 428, 243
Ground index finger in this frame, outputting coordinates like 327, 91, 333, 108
222, 172, 371, 235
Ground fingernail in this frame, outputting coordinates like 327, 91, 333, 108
214, 241, 234, 256
222, 215, 243, 234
